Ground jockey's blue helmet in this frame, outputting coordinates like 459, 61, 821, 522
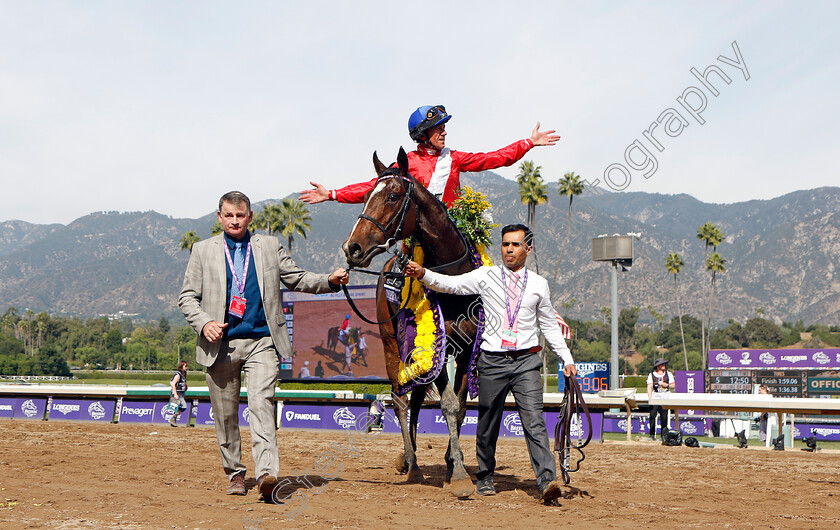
345, 314, 351, 319
408, 105, 451, 142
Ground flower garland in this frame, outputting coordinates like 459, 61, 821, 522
448, 187, 499, 248
397, 246, 439, 386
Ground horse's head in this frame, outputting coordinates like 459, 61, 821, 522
342, 147, 418, 268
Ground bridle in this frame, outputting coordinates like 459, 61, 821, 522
342, 173, 418, 326
342, 171, 473, 325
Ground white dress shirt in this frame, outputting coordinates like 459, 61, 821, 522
420, 265, 574, 365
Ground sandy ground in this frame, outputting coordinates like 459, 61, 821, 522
2, 420, 840, 529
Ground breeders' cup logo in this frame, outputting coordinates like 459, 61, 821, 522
570, 416, 584, 438
53, 403, 80, 415
160, 402, 178, 420
793, 426, 801, 438
680, 422, 698, 435
503, 413, 523, 436
739, 352, 752, 365
813, 351, 830, 365
759, 352, 776, 365
88, 402, 106, 420
333, 407, 356, 429
715, 352, 732, 366
617, 419, 628, 431
21, 399, 39, 418
241, 407, 250, 424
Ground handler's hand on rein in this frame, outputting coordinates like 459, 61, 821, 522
329, 268, 350, 285
402, 260, 425, 279
564, 363, 577, 377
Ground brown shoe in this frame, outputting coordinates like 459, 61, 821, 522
226, 473, 246, 495
257, 473, 279, 502
540, 480, 563, 505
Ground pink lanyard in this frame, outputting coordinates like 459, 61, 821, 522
223, 242, 251, 295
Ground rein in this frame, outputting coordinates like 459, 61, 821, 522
554, 374, 592, 485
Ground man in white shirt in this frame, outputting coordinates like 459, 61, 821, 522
646, 358, 675, 440
403, 224, 576, 504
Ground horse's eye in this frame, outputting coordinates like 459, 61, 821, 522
387, 193, 399, 203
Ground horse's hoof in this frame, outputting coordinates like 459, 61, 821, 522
407, 468, 424, 483
394, 454, 408, 474
449, 478, 474, 498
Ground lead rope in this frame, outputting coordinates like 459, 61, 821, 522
554, 374, 592, 485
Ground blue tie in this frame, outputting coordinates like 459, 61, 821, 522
234, 242, 245, 287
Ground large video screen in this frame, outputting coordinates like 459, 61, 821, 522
280, 285, 387, 381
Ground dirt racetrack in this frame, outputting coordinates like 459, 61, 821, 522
2, 420, 840, 529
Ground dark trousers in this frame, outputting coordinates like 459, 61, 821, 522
649, 405, 668, 438
475, 351, 555, 488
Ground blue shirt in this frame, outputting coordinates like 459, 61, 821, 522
223, 232, 270, 339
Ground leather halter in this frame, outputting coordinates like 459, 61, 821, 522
356, 173, 417, 252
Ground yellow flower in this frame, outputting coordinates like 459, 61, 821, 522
397, 246, 438, 386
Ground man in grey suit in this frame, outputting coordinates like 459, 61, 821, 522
179, 191, 349, 500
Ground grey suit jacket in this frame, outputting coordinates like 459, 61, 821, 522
178, 233, 336, 367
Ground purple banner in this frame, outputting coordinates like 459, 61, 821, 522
677, 420, 706, 436
50, 399, 116, 422
604, 416, 650, 435
675, 371, 705, 414
709, 349, 840, 369
193, 402, 250, 427
119, 401, 157, 423
282, 403, 371, 430
792, 424, 840, 441
14, 397, 47, 420
0, 397, 15, 418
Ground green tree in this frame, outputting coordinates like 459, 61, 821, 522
158, 317, 171, 335
35, 345, 71, 376
516, 161, 548, 273
179, 231, 200, 253
618, 306, 639, 355
212, 220, 223, 236
665, 252, 688, 369
696, 222, 725, 364
704, 251, 726, 368
744, 318, 783, 346
279, 198, 312, 255
550, 172, 584, 291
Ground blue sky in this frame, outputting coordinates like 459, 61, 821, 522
2, 1, 838, 224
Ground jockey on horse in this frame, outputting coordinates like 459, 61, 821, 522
299, 104, 560, 208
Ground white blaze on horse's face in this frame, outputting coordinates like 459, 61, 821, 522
343, 177, 406, 267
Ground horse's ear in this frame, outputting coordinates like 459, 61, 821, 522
373, 151, 388, 176
397, 147, 409, 177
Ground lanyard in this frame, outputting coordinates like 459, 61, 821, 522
223, 241, 251, 295
500, 266, 527, 328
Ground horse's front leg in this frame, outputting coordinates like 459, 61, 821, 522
393, 389, 424, 482
436, 377, 474, 498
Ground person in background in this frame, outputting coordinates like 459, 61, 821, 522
314, 360, 325, 378
758, 384, 772, 442
647, 358, 675, 440
169, 360, 189, 427
299, 360, 311, 378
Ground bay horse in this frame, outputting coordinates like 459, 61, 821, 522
342, 148, 478, 498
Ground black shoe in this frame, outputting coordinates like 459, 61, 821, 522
476, 478, 496, 496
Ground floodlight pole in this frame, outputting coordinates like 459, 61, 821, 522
610, 262, 619, 390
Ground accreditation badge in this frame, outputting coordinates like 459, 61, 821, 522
229, 295, 247, 318
501, 329, 518, 350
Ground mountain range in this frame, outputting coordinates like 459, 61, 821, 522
2, 172, 839, 327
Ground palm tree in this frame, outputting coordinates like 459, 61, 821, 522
696, 222, 725, 361
705, 251, 726, 367
211, 220, 223, 236
179, 231, 200, 254
279, 198, 312, 254
258, 204, 284, 237
550, 172, 584, 292
665, 252, 688, 370
516, 161, 548, 273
